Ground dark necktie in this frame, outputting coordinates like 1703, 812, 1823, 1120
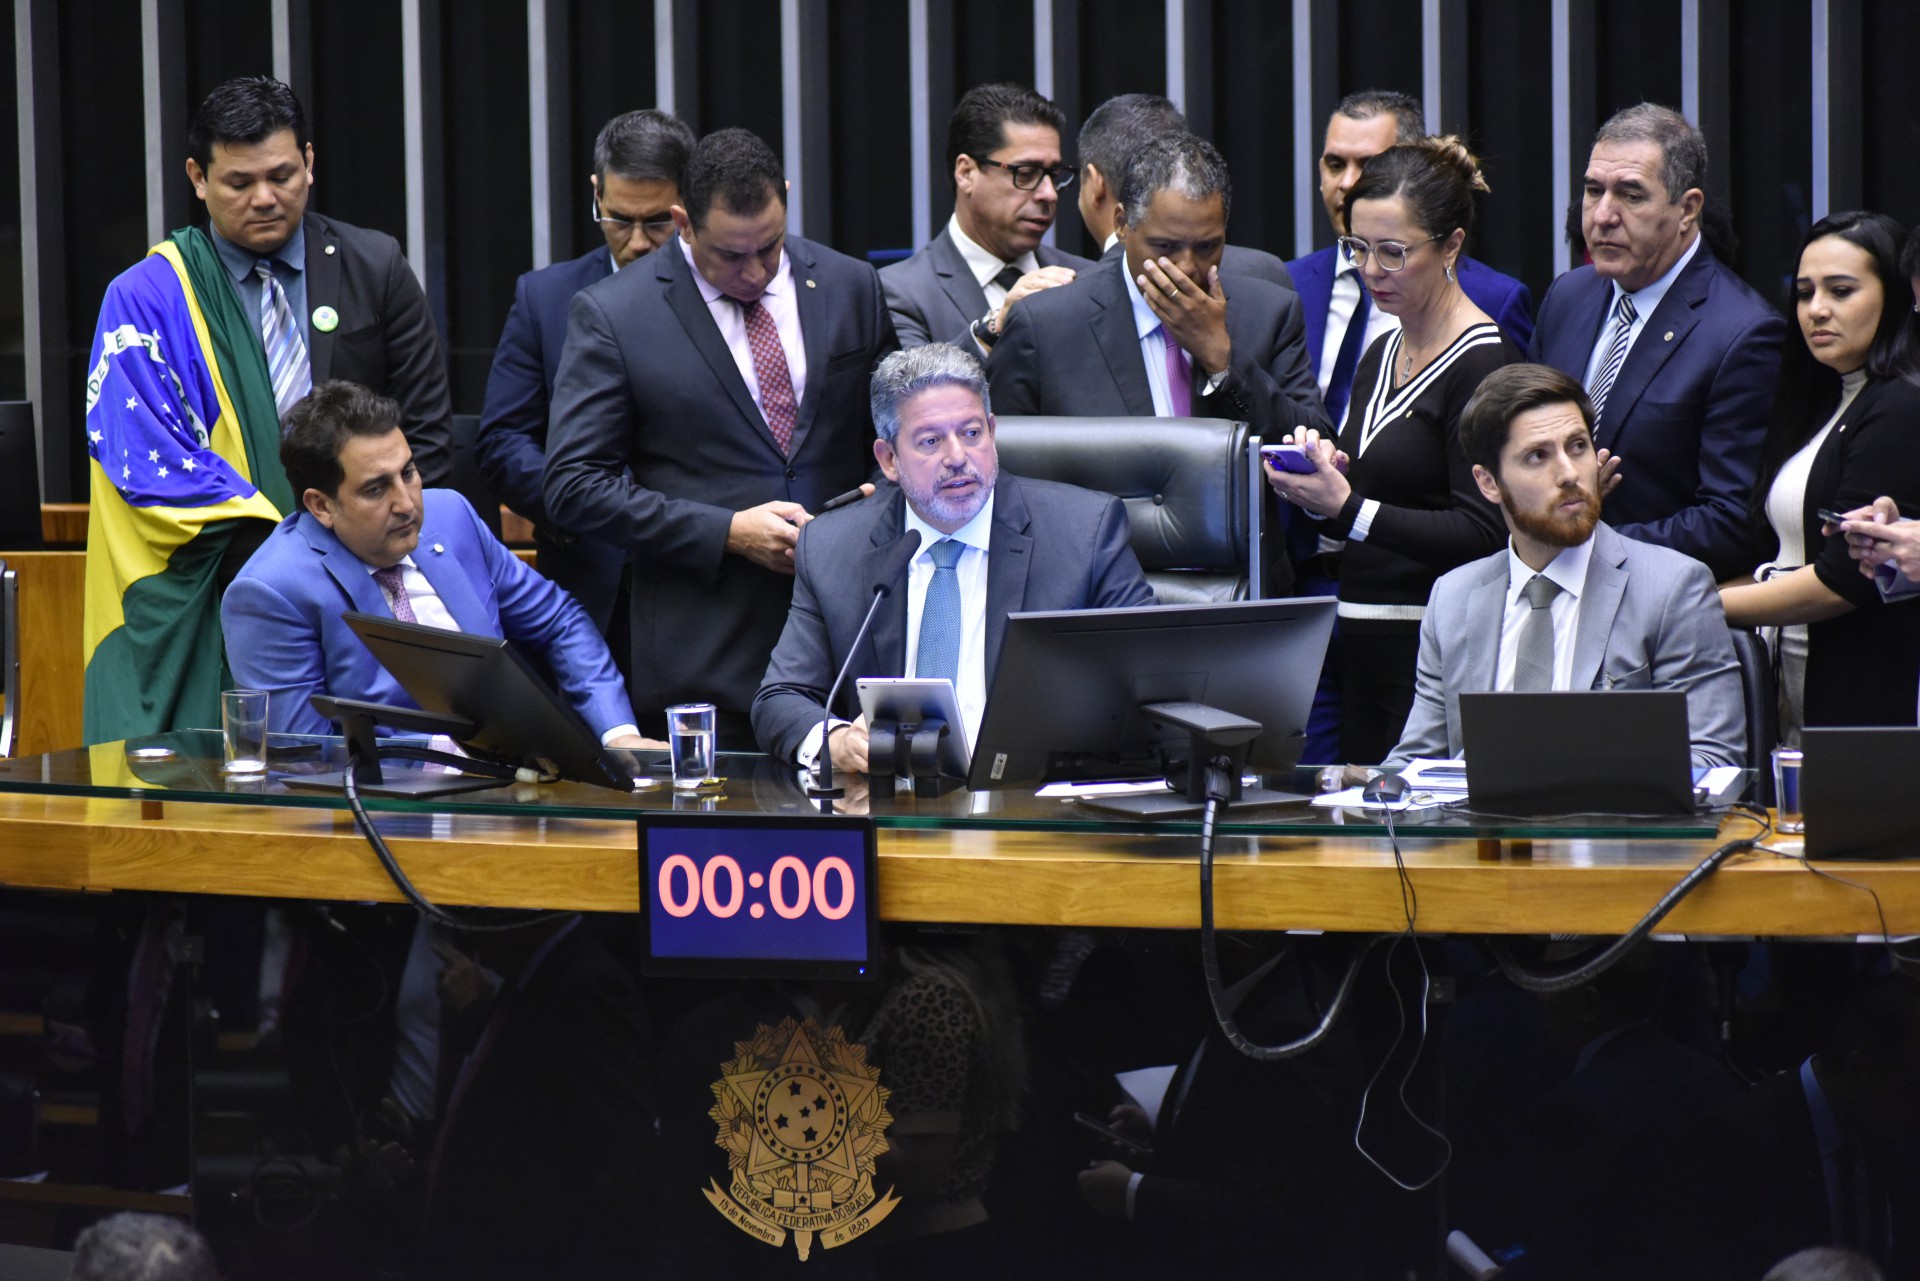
372, 565, 418, 624
1513, 574, 1563, 692
991, 263, 1023, 293
1325, 272, 1371, 425
915, 540, 966, 686
1587, 293, 1638, 427
738, 299, 798, 455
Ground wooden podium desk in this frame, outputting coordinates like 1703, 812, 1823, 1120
0, 734, 1911, 937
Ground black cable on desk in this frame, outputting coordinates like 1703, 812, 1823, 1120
1196, 758, 1378, 1061
342, 752, 571, 935
1486, 816, 1767, 994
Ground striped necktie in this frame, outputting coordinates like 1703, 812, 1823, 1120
256, 259, 312, 424
1586, 293, 1638, 426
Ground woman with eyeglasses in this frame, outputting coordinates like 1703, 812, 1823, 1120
1263, 138, 1521, 764
1718, 211, 1920, 738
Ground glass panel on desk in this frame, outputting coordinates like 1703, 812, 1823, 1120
0, 732, 1751, 840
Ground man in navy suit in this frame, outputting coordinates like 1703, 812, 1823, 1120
753, 344, 1153, 772
987, 133, 1329, 439
545, 128, 898, 746
1530, 103, 1786, 580
881, 83, 1093, 354
1288, 91, 1533, 428
474, 110, 694, 633
222, 381, 643, 745
1073, 93, 1295, 292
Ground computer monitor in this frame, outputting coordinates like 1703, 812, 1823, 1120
337, 612, 642, 792
967, 597, 1336, 797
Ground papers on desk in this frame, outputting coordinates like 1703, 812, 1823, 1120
1036, 775, 1261, 800
1309, 758, 1468, 812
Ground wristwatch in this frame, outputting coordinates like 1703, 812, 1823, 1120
970, 309, 1001, 349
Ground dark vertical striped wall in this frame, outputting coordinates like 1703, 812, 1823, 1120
6, 0, 1919, 501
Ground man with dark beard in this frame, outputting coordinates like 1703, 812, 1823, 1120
753, 343, 1155, 774
1379, 363, 1744, 770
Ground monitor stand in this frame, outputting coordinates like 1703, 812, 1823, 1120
280, 768, 509, 800
1073, 700, 1313, 819
278, 697, 514, 799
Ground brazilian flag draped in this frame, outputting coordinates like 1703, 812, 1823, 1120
81, 227, 296, 745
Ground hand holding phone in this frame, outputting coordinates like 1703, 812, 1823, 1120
1261, 443, 1318, 475
1073, 1110, 1151, 1159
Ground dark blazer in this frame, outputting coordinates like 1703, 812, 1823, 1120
985, 255, 1333, 438
1771, 375, 1920, 727
1286, 244, 1536, 370
302, 211, 454, 488
474, 246, 625, 631
881, 225, 1094, 348
544, 237, 899, 722
1098, 238, 1296, 291
221, 488, 634, 738
1531, 243, 1787, 580
751, 474, 1155, 762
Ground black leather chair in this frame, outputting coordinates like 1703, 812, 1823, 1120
990, 416, 1264, 604
1727, 627, 1777, 804
450, 413, 503, 540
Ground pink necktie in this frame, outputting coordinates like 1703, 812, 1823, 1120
1161, 328, 1193, 417
372, 565, 417, 624
739, 299, 798, 455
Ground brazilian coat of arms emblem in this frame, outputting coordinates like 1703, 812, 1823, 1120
704, 1016, 901, 1260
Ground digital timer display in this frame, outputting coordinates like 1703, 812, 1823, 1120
639, 813, 878, 979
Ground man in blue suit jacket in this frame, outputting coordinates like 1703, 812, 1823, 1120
223, 381, 642, 743
1286, 91, 1533, 427
474, 110, 694, 633
1530, 104, 1785, 581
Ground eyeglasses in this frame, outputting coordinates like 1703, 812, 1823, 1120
592, 196, 676, 241
973, 157, 1077, 192
1337, 233, 1445, 272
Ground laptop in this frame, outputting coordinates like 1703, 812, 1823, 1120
1801, 727, 1920, 860
1456, 691, 1697, 817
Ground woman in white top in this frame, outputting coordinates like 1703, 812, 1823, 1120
1720, 211, 1920, 736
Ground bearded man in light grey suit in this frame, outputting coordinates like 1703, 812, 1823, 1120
1382, 363, 1744, 772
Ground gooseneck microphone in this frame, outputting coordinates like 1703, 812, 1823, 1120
809, 529, 923, 807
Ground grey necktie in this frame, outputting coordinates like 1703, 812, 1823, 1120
1512, 574, 1563, 692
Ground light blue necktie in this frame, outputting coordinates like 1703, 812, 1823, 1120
257, 259, 312, 425
914, 539, 966, 685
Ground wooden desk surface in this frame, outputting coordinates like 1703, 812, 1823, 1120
0, 793, 1909, 936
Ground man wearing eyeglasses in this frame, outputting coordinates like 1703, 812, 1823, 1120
474, 110, 695, 636
881, 82, 1093, 353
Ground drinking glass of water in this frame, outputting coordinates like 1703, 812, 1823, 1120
666, 702, 716, 790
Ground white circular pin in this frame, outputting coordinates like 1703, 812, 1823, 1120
312, 305, 339, 332
432, 543, 445, 554
325, 245, 336, 255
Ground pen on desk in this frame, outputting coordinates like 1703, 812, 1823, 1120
818, 487, 868, 514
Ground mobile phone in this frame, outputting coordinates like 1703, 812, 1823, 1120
1261, 443, 1318, 475
1073, 1110, 1151, 1158
1816, 507, 1851, 526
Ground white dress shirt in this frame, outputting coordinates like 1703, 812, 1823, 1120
1494, 536, 1595, 692
798, 492, 996, 771
368, 555, 638, 744
1580, 234, 1701, 390
1121, 263, 1227, 414
679, 237, 808, 421
1316, 262, 1399, 404
951, 214, 1037, 315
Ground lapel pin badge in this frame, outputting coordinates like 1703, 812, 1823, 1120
312, 305, 340, 332
432, 543, 445, 554
805, 279, 817, 288
324, 244, 336, 255
1663, 330, 1674, 341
